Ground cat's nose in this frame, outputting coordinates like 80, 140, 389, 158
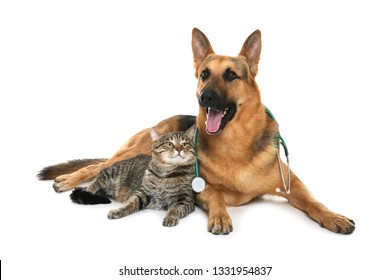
175, 146, 182, 153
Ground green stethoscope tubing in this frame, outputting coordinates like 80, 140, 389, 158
194, 126, 200, 177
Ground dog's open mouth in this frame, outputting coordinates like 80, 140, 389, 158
205, 105, 236, 135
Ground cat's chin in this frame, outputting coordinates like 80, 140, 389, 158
163, 155, 192, 165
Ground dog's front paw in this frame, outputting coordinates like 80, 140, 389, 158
53, 175, 78, 193
208, 214, 233, 235
318, 212, 355, 234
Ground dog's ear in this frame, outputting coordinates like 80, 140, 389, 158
239, 30, 262, 76
192, 28, 214, 73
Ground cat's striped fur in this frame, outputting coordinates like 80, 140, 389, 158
70, 126, 196, 227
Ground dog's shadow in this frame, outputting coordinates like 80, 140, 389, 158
227, 196, 318, 232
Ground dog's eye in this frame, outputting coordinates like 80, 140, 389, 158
200, 68, 210, 82
224, 69, 238, 82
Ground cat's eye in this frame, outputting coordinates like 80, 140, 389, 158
165, 142, 174, 147
182, 142, 188, 147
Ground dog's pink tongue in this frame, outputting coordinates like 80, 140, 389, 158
206, 108, 223, 133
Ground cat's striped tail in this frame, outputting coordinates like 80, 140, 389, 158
37, 158, 107, 180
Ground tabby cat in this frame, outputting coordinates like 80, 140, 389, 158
70, 126, 196, 227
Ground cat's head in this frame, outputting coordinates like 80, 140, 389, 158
149, 125, 196, 165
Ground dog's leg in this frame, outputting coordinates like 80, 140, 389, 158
54, 163, 107, 192
53, 152, 147, 192
53, 155, 138, 192
285, 173, 355, 234
53, 129, 154, 192
52, 115, 196, 192
196, 185, 233, 235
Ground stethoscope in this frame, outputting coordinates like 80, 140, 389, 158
265, 107, 291, 195
191, 106, 291, 195
191, 127, 206, 193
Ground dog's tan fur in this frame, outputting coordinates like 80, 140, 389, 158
40, 28, 355, 235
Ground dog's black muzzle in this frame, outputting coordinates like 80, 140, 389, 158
199, 88, 219, 108
198, 88, 236, 134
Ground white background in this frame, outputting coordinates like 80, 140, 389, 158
1, 0, 388, 279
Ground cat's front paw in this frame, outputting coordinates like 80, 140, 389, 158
108, 209, 125, 219
163, 215, 179, 227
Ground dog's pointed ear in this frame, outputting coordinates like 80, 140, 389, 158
239, 30, 262, 76
192, 28, 214, 72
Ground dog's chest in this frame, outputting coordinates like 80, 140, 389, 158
199, 147, 276, 193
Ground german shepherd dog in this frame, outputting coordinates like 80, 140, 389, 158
38, 28, 355, 235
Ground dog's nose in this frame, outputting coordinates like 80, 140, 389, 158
199, 88, 217, 106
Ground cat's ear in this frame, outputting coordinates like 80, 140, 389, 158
149, 128, 160, 142
185, 124, 197, 139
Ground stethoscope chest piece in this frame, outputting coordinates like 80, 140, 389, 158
192, 176, 206, 193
